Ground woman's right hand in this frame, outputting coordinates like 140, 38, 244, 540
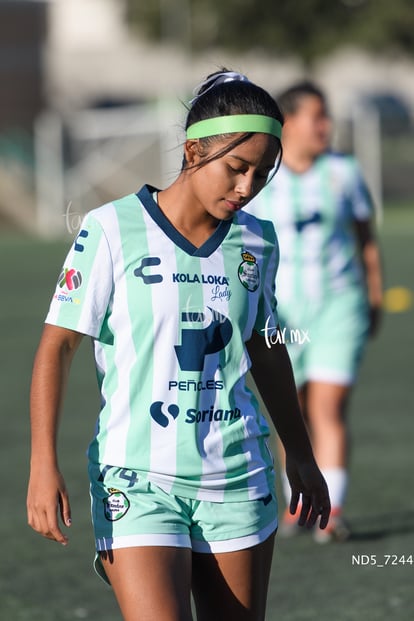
27, 466, 72, 545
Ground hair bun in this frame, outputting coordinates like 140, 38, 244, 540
190, 71, 251, 105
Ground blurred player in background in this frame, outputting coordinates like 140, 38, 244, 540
246, 81, 383, 542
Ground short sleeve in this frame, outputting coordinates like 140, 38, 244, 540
347, 158, 374, 221
45, 212, 113, 338
254, 225, 279, 336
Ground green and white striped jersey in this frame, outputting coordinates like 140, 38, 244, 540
246, 153, 373, 306
46, 185, 279, 502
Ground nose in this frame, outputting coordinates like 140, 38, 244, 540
235, 174, 254, 199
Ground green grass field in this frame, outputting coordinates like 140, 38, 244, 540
1, 205, 413, 620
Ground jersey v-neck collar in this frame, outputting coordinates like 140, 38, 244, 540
136, 184, 232, 258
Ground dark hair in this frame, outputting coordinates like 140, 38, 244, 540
276, 81, 327, 117
183, 69, 284, 172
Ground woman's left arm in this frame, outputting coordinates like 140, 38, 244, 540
247, 331, 331, 529
354, 219, 384, 337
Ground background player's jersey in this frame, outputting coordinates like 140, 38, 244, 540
46, 185, 279, 502
246, 153, 373, 306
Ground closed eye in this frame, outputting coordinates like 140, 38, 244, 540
227, 164, 248, 175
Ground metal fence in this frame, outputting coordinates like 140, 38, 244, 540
33, 99, 184, 237
1, 100, 413, 237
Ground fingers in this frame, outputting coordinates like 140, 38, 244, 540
313, 485, 331, 530
28, 507, 69, 545
289, 490, 300, 515
27, 492, 71, 545
304, 504, 321, 529
28, 510, 69, 545
60, 493, 72, 529
296, 492, 331, 529
286, 461, 331, 530
297, 494, 311, 527
318, 499, 331, 530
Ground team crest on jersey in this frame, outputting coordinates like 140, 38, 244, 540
238, 251, 259, 292
103, 488, 130, 521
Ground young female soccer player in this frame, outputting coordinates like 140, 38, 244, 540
27, 71, 330, 620
246, 81, 383, 542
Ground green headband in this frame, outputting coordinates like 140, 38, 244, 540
186, 114, 282, 140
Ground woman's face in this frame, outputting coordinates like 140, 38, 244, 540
186, 133, 279, 221
284, 95, 331, 157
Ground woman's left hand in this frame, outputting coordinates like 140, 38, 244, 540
285, 456, 331, 530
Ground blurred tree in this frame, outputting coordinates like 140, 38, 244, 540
127, 0, 414, 64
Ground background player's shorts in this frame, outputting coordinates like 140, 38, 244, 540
89, 463, 278, 584
278, 287, 370, 387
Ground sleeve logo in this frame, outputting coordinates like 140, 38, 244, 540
58, 267, 83, 290
74, 229, 89, 252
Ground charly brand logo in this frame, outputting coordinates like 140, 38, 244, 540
74, 229, 89, 253
238, 251, 260, 292
58, 267, 83, 290
149, 401, 242, 427
134, 257, 163, 284
103, 488, 130, 521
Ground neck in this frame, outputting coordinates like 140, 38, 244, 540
282, 141, 318, 174
157, 176, 219, 247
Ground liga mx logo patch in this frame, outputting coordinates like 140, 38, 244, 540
58, 267, 83, 291
238, 251, 260, 292
103, 488, 130, 521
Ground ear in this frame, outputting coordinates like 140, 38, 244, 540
184, 139, 202, 166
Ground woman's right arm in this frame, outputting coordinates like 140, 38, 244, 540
27, 324, 83, 545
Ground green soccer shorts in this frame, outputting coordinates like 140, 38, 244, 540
89, 463, 278, 584
278, 287, 370, 387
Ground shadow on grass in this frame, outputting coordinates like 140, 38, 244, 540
347, 510, 414, 541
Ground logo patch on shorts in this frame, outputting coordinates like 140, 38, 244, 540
103, 488, 130, 521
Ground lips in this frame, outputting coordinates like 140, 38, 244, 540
224, 199, 243, 211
